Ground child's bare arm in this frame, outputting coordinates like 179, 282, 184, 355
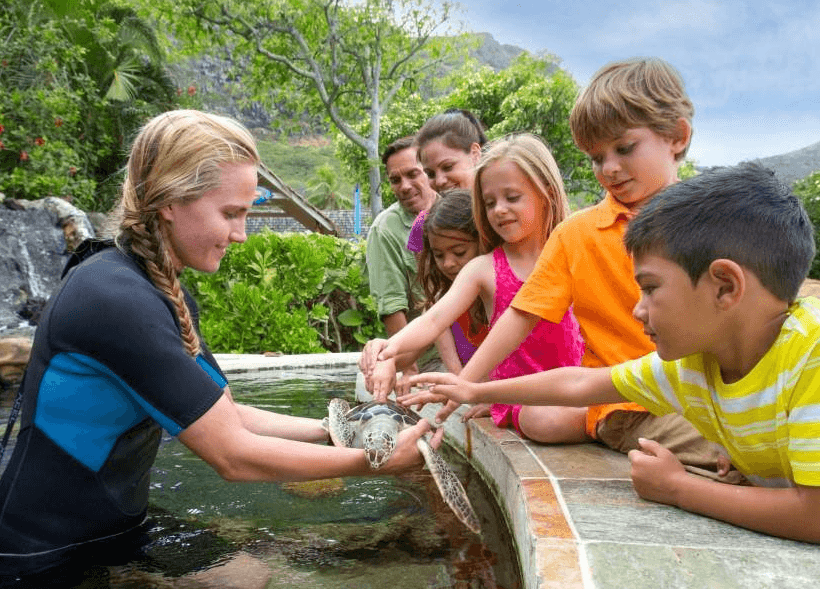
379, 259, 486, 362
629, 439, 820, 543
460, 307, 539, 382
370, 357, 398, 402
435, 329, 463, 375
427, 307, 539, 423
409, 365, 622, 407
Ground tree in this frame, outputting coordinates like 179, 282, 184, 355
0, 0, 184, 210
138, 0, 462, 216
454, 54, 598, 203
338, 53, 600, 209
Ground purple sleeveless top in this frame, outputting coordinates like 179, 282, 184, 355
406, 210, 427, 253
489, 247, 584, 429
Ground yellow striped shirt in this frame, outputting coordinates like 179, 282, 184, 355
611, 297, 820, 488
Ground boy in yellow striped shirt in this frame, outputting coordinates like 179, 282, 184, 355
410, 162, 820, 542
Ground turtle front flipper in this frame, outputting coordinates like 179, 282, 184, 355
327, 398, 355, 448
416, 438, 481, 535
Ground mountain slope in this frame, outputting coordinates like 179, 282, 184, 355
751, 141, 820, 185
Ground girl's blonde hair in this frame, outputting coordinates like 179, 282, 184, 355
472, 134, 570, 252
113, 110, 260, 357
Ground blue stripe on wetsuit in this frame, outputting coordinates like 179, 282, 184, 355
35, 352, 226, 473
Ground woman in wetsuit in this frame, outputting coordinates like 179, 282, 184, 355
0, 110, 439, 578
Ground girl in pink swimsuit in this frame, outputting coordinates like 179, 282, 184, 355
364, 134, 585, 443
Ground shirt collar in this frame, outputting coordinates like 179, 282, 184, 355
594, 192, 636, 229
397, 203, 418, 227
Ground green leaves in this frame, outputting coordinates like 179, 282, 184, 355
1, 0, 186, 210
794, 171, 820, 279
184, 231, 384, 354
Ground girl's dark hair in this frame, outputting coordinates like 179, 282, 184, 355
414, 109, 488, 155
417, 188, 486, 329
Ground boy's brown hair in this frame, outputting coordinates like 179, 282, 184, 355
570, 57, 694, 161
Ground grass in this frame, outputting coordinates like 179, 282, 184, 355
256, 137, 356, 200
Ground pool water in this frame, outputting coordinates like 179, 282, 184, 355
0, 371, 522, 588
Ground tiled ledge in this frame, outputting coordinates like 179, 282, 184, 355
214, 352, 360, 374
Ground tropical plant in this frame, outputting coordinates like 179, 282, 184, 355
0, 0, 185, 211
184, 231, 383, 354
793, 171, 820, 279
306, 163, 353, 209
337, 53, 600, 208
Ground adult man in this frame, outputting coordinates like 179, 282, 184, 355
366, 136, 438, 386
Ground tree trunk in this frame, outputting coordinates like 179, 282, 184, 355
367, 146, 383, 217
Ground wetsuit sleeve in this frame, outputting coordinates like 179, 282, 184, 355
48, 252, 224, 432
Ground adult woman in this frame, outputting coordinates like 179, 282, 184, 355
0, 110, 438, 577
415, 109, 487, 193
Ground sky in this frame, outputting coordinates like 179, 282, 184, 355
450, 0, 820, 167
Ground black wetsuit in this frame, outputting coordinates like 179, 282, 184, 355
0, 244, 225, 576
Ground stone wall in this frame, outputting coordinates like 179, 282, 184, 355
246, 209, 373, 239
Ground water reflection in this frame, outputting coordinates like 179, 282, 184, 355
0, 372, 521, 588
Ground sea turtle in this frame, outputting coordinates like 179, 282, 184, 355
324, 398, 481, 535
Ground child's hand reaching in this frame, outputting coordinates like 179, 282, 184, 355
407, 372, 478, 404
461, 403, 491, 421
359, 339, 389, 390
370, 357, 398, 403
397, 387, 449, 411
394, 363, 418, 398
627, 438, 689, 507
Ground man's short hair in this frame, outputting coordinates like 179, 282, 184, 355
624, 162, 815, 302
382, 135, 416, 167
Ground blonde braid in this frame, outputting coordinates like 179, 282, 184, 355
114, 110, 260, 358
118, 181, 202, 356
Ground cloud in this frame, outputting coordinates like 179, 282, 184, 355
453, 0, 820, 166
598, 0, 723, 48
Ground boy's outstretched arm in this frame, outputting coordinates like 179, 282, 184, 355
629, 439, 820, 543
431, 307, 540, 423
409, 365, 622, 408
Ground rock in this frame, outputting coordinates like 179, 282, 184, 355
172, 552, 273, 589
0, 197, 94, 337
752, 141, 820, 186
281, 477, 345, 498
0, 337, 32, 387
18, 196, 95, 252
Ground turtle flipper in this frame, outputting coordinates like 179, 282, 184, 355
416, 439, 481, 535
327, 398, 355, 448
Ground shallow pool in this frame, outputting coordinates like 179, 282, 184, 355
1, 370, 522, 588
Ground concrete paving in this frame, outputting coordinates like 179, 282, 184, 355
217, 354, 820, 589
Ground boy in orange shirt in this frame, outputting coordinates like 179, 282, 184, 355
407, 57, 739, 479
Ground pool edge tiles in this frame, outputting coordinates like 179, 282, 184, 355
214, 352, 361, 374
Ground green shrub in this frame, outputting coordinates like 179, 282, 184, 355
183, 231, 384, 354
794, 171, 820, 279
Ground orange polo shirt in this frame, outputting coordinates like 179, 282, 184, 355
512, 193, 653, 437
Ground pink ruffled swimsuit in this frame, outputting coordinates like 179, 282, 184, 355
488, 247, 585, 433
